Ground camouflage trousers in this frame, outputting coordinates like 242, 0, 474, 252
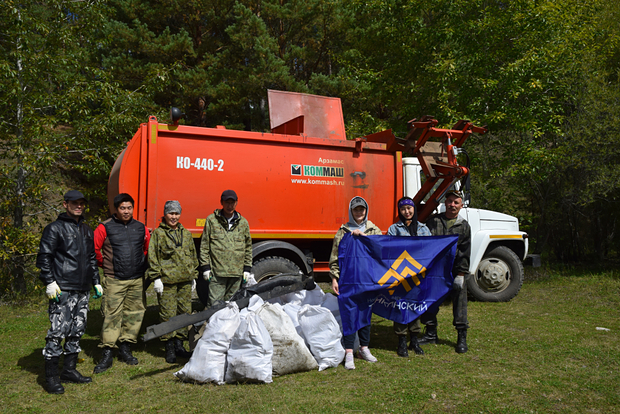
207, 275, 241, 307
393, 318, 422, 336
99, 276, 145, 348
158, 281, 192, 341
421, 277, 469, 330
43, 290, 89, 359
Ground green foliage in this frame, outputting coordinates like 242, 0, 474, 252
1, 0, 620, 292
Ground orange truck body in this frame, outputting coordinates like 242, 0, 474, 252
108, 90, 404, 277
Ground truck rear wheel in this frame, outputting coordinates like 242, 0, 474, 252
252, 256, 301, 282
468, 246, 524, 302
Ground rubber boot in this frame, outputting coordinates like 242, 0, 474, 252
45, 357, 65, 394
455, 329, 468, 354
118, 342, 138, 365
60, 353, 92, 383
418, 325, 438, 345
396, 335, 409, 357
408, 335, 425, 355
165, 339, 176, 364
93, 347, 114, 374
174, 338, 192, 359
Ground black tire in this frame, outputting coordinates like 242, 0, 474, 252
252, 256, 301, 282
468, 246, 524, 302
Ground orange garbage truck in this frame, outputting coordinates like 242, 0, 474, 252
108, 90, 533, 303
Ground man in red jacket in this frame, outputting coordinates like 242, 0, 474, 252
93, 193, 150, 373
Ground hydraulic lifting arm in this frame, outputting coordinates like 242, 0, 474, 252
403, 116, 488, 222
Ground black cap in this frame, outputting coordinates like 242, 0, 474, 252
64, 190, 87, 202
221, 189, 238, 201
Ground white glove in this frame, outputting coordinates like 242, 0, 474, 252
191, 279, 196, 292
203, 270, 212, 281
46, 281, 61, 302
243, 271, 251, 283
245, 273, 257, 287
154, 279, 164, 294
453, 275, 465, 291
93, 284, 103, 299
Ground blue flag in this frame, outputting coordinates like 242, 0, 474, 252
337, 233, 458, 336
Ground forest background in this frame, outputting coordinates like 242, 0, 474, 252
1, 0, 619, 297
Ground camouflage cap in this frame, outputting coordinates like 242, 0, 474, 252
164, 200, 182, 215
445, 190, 463, 199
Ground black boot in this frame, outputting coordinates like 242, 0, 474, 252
118, 342, 138, 365
60, 353, 92, 383
455, 329, 468, 354
396, 335, 409, 357
45, 357, 64, 394
165, 339, 176, 363
408, 335, 425, 355
174, 338, 192, 359
93, 347, 114, 374
418, 325, 438, 345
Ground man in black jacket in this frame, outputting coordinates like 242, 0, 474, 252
93, 193, 150, 373
36, 190, 102, 394
419, 190, 471, 353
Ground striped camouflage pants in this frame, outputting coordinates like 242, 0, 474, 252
43, 290, 89, 359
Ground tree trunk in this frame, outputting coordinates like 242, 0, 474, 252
12, 11, 27, 295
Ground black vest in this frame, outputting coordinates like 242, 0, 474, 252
103, 216, 147, 280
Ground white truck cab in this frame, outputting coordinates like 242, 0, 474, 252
403, 157, 528, 301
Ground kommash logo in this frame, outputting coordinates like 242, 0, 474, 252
378, 250, 427, 295
290, 164, 344, 177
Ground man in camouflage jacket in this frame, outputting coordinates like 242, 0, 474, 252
146, 200, 198, 363
199, 190, 252, 307
419, 190, 471, 354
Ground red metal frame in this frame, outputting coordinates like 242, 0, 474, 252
405, 118, 487, 222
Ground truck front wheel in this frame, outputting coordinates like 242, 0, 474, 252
252, 256, 301, 282
468, 246, 524, 302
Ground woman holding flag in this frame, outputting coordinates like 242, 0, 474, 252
387, 196, 431, 357
329, 196, 382, 370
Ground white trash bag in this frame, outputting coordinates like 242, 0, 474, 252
174, 302, 240, 385
225, 312, 273, 384
321, 293, 340, 323
247, 295, 264, 312
279, 289, 306, 305
282, 302, 303, 339
302, 285, 325, 306
256, 302, 318, 375
240, 295, 265, 321
298, 304, 345, 371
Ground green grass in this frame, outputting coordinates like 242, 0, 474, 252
1, 268, 619, 413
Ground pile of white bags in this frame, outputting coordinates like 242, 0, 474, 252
175, 284, 346, 384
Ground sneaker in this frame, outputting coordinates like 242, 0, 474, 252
357, 347, 378, 363
344, 352, 355, 370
